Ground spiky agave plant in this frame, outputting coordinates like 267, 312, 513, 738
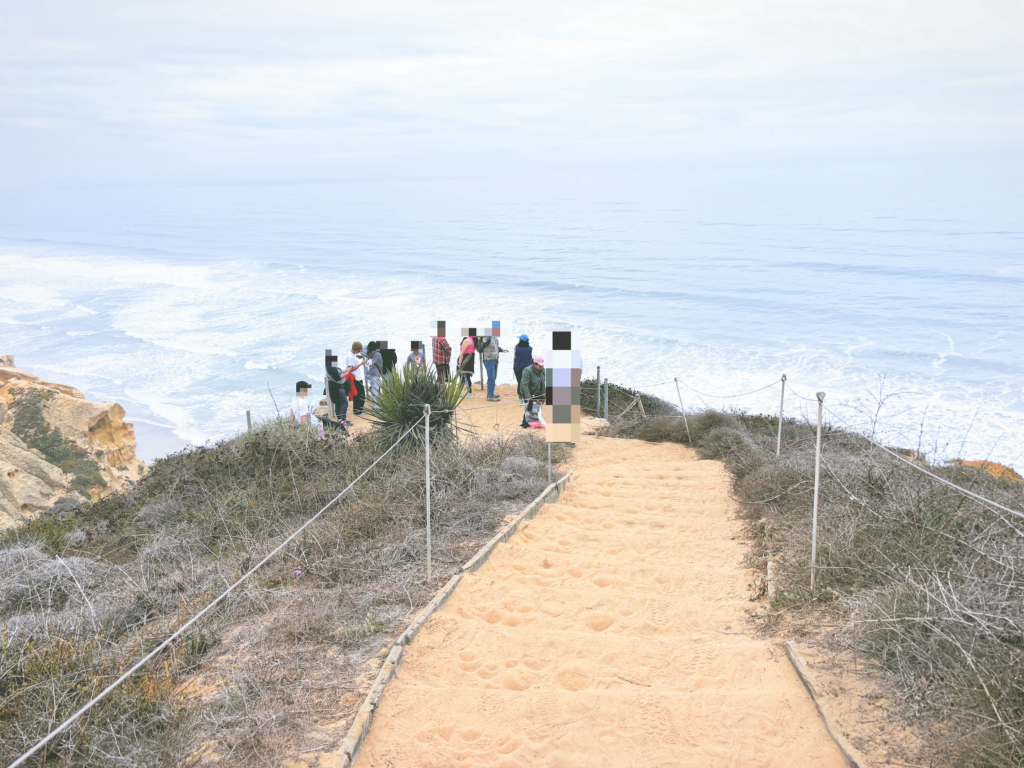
364, 365, 465, 445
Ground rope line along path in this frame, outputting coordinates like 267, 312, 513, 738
782, 382, 1024, 523
7, 416, 427, 768
631, 371, 1024, 524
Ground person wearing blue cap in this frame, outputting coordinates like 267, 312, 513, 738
512, 334, 533, 393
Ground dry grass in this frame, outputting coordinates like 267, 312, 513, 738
605, 404, 1024, 767
1, 418, 568, 766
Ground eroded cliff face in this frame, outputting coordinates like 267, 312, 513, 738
0, 356, 145, 530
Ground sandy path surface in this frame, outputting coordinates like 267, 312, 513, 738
354, 436, 846, 767
345, 383, 527, 438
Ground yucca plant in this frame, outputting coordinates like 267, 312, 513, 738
363, 366, 465, 446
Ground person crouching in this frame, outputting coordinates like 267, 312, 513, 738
518, 356, 545, 428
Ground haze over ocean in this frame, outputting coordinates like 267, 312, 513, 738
1, 2, 1020, 465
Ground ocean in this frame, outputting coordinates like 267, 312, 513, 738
2, 166, 1022, 467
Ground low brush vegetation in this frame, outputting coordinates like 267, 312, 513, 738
598, 388, 1024, 767
0, 411, 568, 766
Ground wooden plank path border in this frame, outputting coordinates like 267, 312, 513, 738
336, 469, 575, 767
785, 641, 872, 768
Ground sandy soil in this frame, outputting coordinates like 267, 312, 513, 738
352, 435, 847, 767
342, 383, 527, 438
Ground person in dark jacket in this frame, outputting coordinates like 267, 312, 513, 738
325, 353, 350, 426
379, 341, 399, 375
512, 334, 533, 394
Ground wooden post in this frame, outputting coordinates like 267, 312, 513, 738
673, 378, 692, 443
246, 410, 252, 432
776, 374, 787, 458
325, 376, 336, 422
811, 391, 825, 593
596, 365, 601, 415
424, 404, 432, 583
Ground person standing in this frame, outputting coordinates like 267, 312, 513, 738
480, 335, 506, 401
364, 341, 384, 401
513, 334, 533, 394
326, 354, 351, 426
432, 334, 451, 382
379, 342, 398, 375
406, 341, 427, 370
518, 356, 545, 427
457, 335, 476, 397
345, 342, 368, 416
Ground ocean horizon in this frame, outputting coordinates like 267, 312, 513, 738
2, 164, 1022, 468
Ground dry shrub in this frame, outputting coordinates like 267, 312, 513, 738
612, 399, 1024, 766
1, 417, 565, 766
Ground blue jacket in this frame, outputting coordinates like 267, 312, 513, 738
513, 343, 533, 373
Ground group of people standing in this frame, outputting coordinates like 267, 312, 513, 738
432, 333, 514, 401
292, 331, 545, 430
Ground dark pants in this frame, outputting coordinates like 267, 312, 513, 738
436, 363, 450, 382
522, 399, 541, 426
353, 380, 366, 414
328, 382, 347, 422
515, 368, 524, 393
330, 392, 348, 421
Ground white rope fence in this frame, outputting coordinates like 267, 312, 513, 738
7, 416, 427, 768
602, 369, 1024, 532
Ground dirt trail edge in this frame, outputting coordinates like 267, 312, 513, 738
353, 435, 847, 767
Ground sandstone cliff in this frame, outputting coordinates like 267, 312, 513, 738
0, 355, 145, 530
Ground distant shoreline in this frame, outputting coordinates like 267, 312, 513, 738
130, 419, 190, 463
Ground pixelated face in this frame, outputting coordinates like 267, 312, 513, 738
552, 331, 571, 350
431, 321, 446, 337
378, 341, 389, 350
460, 321, 499, 337
412, 341, 422, 352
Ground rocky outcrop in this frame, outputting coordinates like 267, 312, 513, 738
0, 356, 145, 530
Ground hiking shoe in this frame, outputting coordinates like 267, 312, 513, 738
344, 420, 354, 427
487, 395, 501, 401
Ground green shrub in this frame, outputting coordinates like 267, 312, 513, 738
364, 366, 465, 446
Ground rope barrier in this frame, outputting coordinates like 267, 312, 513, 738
819, 403, 1024, 522
673, 377, 783, 400
7, 416, 427, 768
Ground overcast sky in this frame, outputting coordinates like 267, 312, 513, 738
1, 0, 1020, 187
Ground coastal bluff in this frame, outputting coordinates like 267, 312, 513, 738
0, 355, 145, 531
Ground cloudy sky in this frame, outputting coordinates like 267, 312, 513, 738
1, 0, 1020, 187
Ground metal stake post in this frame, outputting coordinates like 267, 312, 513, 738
673, 378, 692, 443
810, 391, 825, 593
776, 374, 787, 458
603, 378, 609, 421
548, 442, 552, 483
596, 365, 601, 415
246, 410, 252, 432
424, 404, 432, 583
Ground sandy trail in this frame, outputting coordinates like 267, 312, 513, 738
354, 436, 846, 767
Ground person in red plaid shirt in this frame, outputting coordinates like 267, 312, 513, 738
432, 334, 451, 382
